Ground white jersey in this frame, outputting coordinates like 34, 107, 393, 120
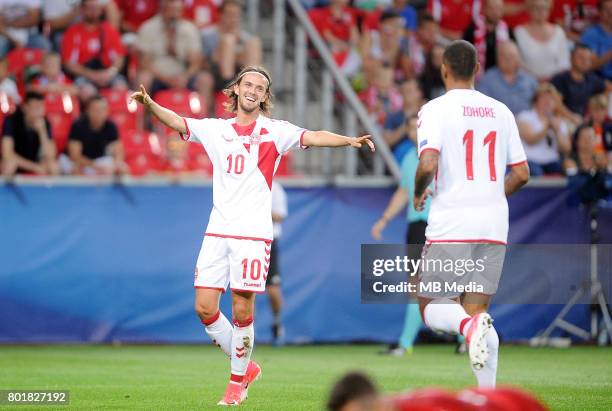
417, 89, 527, 244
181, 114, 307, 242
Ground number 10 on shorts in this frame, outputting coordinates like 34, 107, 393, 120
242, 258, 263, 280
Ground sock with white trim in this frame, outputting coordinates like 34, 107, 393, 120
230, 316, 254, 381
423, 298, 472, 335
202, 310, 232, 357
471, 324, 499, 388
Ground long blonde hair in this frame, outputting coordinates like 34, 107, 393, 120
222, 65, 274, 115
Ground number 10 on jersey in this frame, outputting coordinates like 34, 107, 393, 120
463, 130, 497, 181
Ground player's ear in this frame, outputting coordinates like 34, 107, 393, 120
474, 61, 481, 77
233, 83, 240, 96
440, 63, 448, 81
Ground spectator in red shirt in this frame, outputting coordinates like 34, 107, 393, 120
407, 13, 439, 77
308, 0, 361, 77
428, 0, 480, 41
464, 0, 510, 74
503, 0, 530, 30
360, 62, 403, 125
115, 0, 159, 33
61, 0, 127, 94
183, 0, 221, 29
44, 1, 120, 52
550, 0, 599, 41
30, 52, 78, 95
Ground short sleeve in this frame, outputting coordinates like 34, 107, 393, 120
271, 120, 308, 154
68, 119, 82, 142
181, 117, 223, 153
2, 115, 13, 138
416, 103, 441, 157
506, 109, 527, 166
107, 121, 119, 143
580, 26, 600, 54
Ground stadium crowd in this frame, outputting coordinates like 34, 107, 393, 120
0, 0, 611, 178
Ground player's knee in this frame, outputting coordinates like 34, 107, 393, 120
194, 300, 218, 320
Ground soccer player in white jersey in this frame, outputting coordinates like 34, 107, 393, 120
130, 65, 374, 406
413, 41, 530, 388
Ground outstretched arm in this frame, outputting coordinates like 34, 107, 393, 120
301, 130, 375, 152
413, 150, 438, 211
130, 85, 186, 134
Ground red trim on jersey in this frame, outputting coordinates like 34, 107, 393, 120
426, 239, 507, 245
257, 141, 280, 189
195, 286, 226, 293
232, 315, 254, 327
459, 317, 471, 336
201, 310, 221, 326
232, 120, 257, 136
508, 160, 527, 167
180, 117, 190, 141
299, 130, 309, 149
230, 287, 266, 294
419, 147, 440, 158
205, 233, 273, 242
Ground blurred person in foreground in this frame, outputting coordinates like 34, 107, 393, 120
327, 371, 548, 411
129, 64, 374, 406
1, 91, 58, 177
64, 95, 126, 175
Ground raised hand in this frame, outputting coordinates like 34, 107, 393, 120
349, 135, 375, 152
130, 84, 151, 106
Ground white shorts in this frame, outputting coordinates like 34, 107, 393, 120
194, 235, 271, 294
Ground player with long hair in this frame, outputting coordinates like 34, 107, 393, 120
131, 65, 374, 405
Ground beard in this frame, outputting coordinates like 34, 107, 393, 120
238, 98, 259, 114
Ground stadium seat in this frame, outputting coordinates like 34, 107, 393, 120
100, 89, 143, 136
153, 89, 207, 120
214, 91, 233, 119
186, 140, 213, 174
6, 48, 45, 96
44, 92, 80, 153
122, 130, 164, 176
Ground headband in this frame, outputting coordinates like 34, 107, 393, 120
237, 70, 270, 86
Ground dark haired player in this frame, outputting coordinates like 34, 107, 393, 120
413, 40, 530, 387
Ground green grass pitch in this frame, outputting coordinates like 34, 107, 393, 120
1, 345, 610, 410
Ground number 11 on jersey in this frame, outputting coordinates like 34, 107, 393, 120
463, 130, 497, 181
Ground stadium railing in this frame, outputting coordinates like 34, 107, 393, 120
269, 0, 401, 180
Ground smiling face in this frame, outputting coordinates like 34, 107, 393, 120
233, 72, 269, 115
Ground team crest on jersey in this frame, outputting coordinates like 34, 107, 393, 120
249, 133, 262, 145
